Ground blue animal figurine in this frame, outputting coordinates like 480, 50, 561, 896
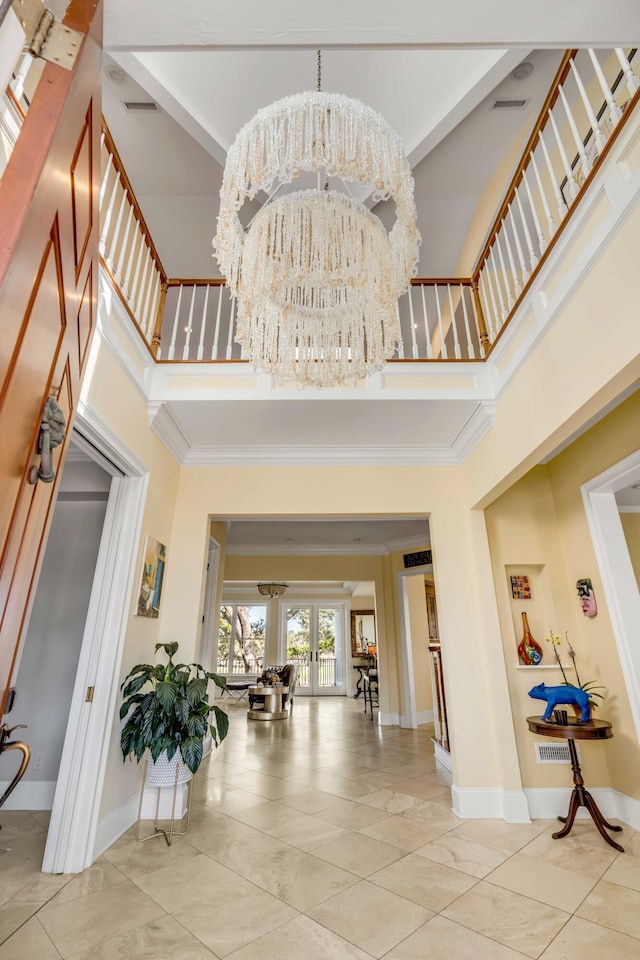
528, 683, 591, 723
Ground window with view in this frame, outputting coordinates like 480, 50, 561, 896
218, 604, 266, 675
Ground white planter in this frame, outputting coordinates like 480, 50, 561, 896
145, 749, 192, 787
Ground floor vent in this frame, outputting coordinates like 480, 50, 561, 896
493, 98, 529, 110
123, 101, 159, 112
535, 742, 577, 764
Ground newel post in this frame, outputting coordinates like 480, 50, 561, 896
471, 280, 490, 356
151, 279, 168, 359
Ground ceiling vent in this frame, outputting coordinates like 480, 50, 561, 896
123, 101, 159, 113
493, 98, 529, 110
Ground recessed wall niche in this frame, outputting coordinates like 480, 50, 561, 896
505, 564, 558, 667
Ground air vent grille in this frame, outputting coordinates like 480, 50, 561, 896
493, 98, 529, 110
535, 742, 578, 764
123, 101, 159, 112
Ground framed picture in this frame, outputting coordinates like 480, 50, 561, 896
136, 536, 167, 618
425, 583, 439, 640
510, 575, 531, 600
351, 610, 375, 658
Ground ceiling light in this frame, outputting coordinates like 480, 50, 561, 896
214, 52, 419, 388
512, 62, 534, 81
106, 66, 127, 84
257, 582, 289, 598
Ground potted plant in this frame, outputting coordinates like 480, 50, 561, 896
120, 642, 229, 784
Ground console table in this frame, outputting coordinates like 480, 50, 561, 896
247, 685, 289, 721
527, 715, 624, 852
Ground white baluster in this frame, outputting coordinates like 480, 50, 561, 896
502, 216, 522, 296
615, 48, 640, 97
420, 284, 433, 359
459, 284, 475, 359
116, 206, 134, 285
135, 253, 151, 319
538, 128, 568, 220
485, 260, 503, 332
183, 285, 197, 360
495, 233, 514, 309
396, 301, 404, 358
559, 85, 591, 182
99, 151, 113, 207
123, 225, 141, 301
146, 273, 160, 343
128, 232, 146, 309
212, 285, 223, 360
434, 285, 447, 359
489, 247, 507, 319
588, 49, 623, 125
106, 186, 128, 271
408, 286, 419, 359
521, 167, 546, 256
446, 284, 462, 359
569, 57, 608, 154
508, 201, 529, 283
197, 284, 210, 361
479, 272, 496, 341
168, 285, 183, 361
529, 150, 557, 239
548, 107, 579, 201
226, 296, 236, 360
99, 171, 120, 257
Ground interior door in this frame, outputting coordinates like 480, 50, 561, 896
0, 1, 102, 724
284, 604, 346, 696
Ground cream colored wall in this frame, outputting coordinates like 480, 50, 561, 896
485, 392, 640, 799
82, 338, 181, 819
620, 513, 640, 591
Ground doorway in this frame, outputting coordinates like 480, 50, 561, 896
281, 603, 348, 695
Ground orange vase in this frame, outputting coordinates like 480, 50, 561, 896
518, 612, 543, 665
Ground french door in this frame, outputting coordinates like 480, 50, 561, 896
282, 604, 346, 696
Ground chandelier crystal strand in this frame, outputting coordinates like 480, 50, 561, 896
214, 90, 419, 387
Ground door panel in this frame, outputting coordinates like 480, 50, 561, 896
0, 0, 102, 718
284, 605, 345, 696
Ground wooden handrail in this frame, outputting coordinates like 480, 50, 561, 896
101, 119, 167, 283
4, 86, 26, 121
472, 50, 578, 279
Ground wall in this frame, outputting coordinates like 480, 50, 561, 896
620, 513, 640, 590
9, 458, 110, 802
485, 391, 640, 802
80, 335, 181, 822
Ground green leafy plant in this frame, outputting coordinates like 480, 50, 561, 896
545, 631, 606, 708
120, 642, 229, 775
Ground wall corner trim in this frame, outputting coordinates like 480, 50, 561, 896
452, 784, 531, 823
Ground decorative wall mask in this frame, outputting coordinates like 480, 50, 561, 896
577, 578, 597, 617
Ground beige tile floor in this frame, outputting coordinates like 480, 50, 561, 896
1, 697, 639, 959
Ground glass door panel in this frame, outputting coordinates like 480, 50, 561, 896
286, 607, 311, 691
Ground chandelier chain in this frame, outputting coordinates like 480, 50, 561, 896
317, 49, 321, 92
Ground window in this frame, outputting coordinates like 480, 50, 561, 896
218, 603, 266, 674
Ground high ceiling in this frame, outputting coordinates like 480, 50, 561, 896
224, 517, 430, 554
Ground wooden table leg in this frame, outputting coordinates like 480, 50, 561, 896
552, 739, 624, 852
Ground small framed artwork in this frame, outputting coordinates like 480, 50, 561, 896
136, 536, 167, 618
510, 575, 531, 600
425, 583, 439, 640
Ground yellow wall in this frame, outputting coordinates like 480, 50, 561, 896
486, 392, 640, 799
620, 513, 640, 591
81, 338, 181, 819
405, 573, 434, 717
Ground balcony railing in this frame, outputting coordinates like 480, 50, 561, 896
98, 47, 640, 367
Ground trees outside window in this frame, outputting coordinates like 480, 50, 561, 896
218, 604, 266, 674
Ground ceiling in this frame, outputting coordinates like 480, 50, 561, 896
616, 484, 640, 508
224, 517, 430, 554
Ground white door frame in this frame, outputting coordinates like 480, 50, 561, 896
198, 536, 220, 671
396, 565, 433, 729
279, 600, 349, 696
42, 401, 148, 874
581, 448, 640, 745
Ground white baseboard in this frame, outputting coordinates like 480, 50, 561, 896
416, 710, 435, 725
525, 787, 640, 830
0, 780, 56, 810
433, 741, 452, 772
452, 785, 531, 823
379, 711, 399, 726
93, 791, 139, 861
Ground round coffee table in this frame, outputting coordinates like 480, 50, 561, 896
247, 685, 289, 721
527, 715, 623, 852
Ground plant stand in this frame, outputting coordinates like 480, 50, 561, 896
135, 753, 194, 846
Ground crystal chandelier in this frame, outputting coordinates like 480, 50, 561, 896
214, 53, 420, 388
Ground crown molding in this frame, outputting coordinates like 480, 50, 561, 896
183, 443, 459, 468
148, 402, 190, 464
450, 401, 496, 460
227, 542, 398, 556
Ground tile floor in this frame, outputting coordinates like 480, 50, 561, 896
1, 697, 639, 959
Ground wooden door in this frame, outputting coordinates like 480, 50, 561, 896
0, 1, 102, 721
